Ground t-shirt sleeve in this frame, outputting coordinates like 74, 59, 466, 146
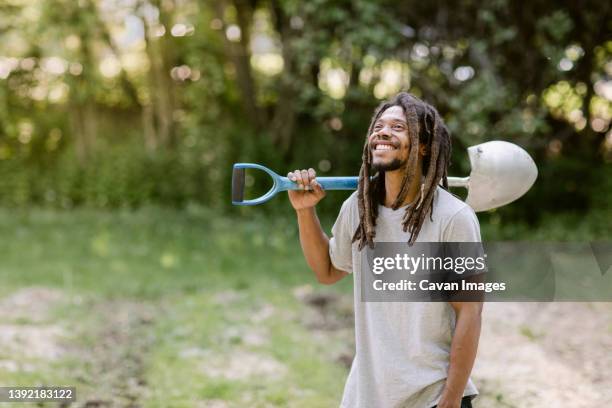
443, 205, 482, 242
328, 199, 355, 274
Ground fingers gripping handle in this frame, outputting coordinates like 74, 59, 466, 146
290, 176, 358, 190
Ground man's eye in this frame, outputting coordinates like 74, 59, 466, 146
394, 125, 404, 130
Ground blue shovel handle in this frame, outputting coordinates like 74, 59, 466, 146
232, 163, 358, 206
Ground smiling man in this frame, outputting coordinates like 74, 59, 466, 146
287, 92, 482, 408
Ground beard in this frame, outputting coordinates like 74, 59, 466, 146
371, 157, 405, 172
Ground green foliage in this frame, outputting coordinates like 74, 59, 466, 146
0, 0, 610, 226
0, 141, 230, 210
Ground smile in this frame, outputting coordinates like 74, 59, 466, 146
372, 142, 398, 151
375, 145, 396, 151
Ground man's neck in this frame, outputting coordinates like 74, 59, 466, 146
383, 167, 422, 208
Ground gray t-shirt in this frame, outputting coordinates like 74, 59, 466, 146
329, 187, 480, 408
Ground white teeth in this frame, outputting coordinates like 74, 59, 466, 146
375, 144, 395, 151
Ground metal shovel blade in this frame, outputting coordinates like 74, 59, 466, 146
465, 141, 538, 211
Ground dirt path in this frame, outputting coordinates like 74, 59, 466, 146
73, 300, 158, 407
295, 286, 612, 408
0, 288, 158, 408
0, 287, 68, 372
2, 286, 610, 407
474, 302, 612, 407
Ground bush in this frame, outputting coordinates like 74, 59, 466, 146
0, 141, 226, 210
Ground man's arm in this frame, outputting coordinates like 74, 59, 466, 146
438, 206, 484, 407
296, 207, 348, 284
288, 168, 348, 285
437, 301, 483, 408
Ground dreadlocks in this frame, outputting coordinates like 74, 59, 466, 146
352, 92, 452, 249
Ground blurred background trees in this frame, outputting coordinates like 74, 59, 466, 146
0, 0, 610, 226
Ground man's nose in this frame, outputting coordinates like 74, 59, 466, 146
376, 126, 391, 138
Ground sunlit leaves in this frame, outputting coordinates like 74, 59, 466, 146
543, 81, 585, 128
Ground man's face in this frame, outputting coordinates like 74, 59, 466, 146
369, 105, 411, 172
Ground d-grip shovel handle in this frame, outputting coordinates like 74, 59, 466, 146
232, 163, 358, 206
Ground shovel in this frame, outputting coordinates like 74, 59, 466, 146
232, 140, 537, 212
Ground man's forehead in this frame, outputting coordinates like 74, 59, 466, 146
377, 106, 406, 122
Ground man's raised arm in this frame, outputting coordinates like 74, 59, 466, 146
288, 168, 348, 285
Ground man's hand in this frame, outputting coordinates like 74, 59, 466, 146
435, 398, 462, 408
437, 301, 482, 408
287, 168, 326, 210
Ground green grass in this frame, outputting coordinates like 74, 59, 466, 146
0, 206, 351, 407
0, 206, 607, 407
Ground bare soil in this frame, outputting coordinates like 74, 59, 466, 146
294, 285, 612, 407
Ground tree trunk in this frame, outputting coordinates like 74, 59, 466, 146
70, 18, 98, 166
141, 0, 177, 149
269, 0, 298, 154
215, 0, 265, 129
